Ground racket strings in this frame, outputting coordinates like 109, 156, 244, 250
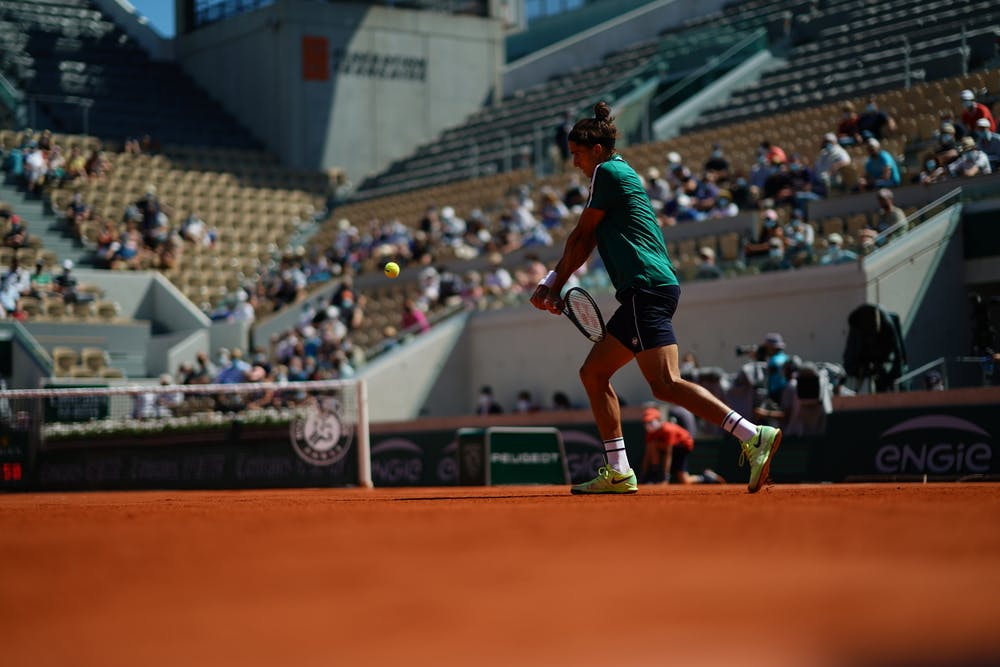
565, 292, 603, 337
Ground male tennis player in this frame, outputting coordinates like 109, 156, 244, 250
530, 102, 781, 494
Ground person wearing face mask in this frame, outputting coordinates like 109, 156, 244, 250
934, 122, 960, 168
960, 89, 996, 134
814, 132, 852, 195
916, 152, 945, 186
857, 97, 896, 141
973, 117, 1000, 171
948, 136, 992, 178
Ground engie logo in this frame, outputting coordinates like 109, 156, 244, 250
562, 430, 606, 483
874, 415, 993, 475
371, 439, 424, 484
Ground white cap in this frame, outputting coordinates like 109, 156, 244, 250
828, 233, 843, 245
960, 89, 975, 101
866, 137, 881, 149
976, 118, 991, 128
824, 132, 838, 143
62, 259, 73, 270
666, 151, 681, 165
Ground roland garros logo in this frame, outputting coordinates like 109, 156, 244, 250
290, 396, 353, 466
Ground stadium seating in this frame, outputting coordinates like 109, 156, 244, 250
0, 0, 259, 148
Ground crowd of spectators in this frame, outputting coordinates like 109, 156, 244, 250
2, 82, 996, 376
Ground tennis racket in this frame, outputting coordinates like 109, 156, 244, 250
561, 287, 606, 342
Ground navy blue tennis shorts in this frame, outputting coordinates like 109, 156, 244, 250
607, 284, 681, 354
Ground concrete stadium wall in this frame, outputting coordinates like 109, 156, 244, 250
175, 0, 504, 181
503, 0, 729, 94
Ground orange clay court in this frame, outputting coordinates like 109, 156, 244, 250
1, 483, 999, 667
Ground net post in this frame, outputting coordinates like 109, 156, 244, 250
356, 378, 373, 488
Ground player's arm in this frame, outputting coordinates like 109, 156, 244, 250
530, 207, 605, 313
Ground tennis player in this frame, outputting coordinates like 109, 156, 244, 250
530, 102, 781, 494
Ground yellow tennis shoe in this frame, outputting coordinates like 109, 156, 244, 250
570, 465, 638, 494
740, 425, 782, 493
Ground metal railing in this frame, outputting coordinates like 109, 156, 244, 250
893, 356, 948, 391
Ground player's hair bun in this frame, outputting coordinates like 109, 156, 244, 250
594, 102, 614, 124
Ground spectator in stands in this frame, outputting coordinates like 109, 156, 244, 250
440, 206, 466, 247
974, 117, 1000, 171
703, 144, 730, 182
23, 144, 47, 195
188, 351, 216, 384
124, 136, 141, 155
857, 138, 900, 191
2, 256, 31, 301
694, 246, 723, 281
47, 146, 66, 184
0, 270, 23, 319
228, 290, 256, 323
856, 96, 896, 141
643, 168, 671, 212
819, 233, 858, 265
783, 208, 815, 266
814, 133, 852, 195
860, 189, 907, 249
759, 140, 787, 166
748, 151, 774, 193
938, 110, 966, 140
763, 160, 796, 206
551, 391, 574, 410
933, 122, 961, 169
66, 192, 90, 231
759, 236, 790, 273
84, 150, 112, 181
3, 215, 28, 249
483, 252, 513, 297
180, 211, 209, 245
476, 385, 503, 415
707, 188, 739, 218
215, 348, 251, 384
960, 89, 996, 134
916, 153, 945, 186
29, 259, 54, 299
836, 101, 862, 146
52, 259, 82, 304
539, 187, 570, 229
401, 297, 430, 334
744, 209, 783, 264
64, 146, 87, 182
948, 136, 992, 178
514, 390, 539, 413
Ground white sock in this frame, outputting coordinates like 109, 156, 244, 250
603, 437, 630, 474
722, 410, 758, 443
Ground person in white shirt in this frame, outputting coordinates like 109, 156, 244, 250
814, 132, 852, 194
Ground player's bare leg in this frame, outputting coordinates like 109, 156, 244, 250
636, 344, 781, 493
572, 336, 638, 494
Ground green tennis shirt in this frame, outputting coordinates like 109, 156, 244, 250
587, 154, 678, 295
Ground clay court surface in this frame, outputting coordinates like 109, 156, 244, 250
2, 483, 999, 667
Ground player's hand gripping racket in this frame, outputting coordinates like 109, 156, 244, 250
561, 287, 606, 342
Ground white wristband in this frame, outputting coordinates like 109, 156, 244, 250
541, 270, 557, 288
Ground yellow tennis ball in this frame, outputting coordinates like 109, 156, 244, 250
384, 261, 400, 278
